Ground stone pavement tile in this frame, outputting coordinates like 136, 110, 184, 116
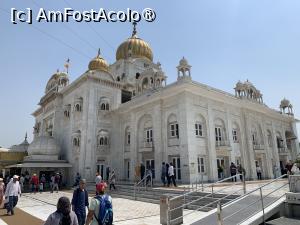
0, 219, 7, 225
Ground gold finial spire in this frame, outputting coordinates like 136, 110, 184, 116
56, 69, 59, 73
25, 132, 27, 141
132, 22, 137, 37
64, 58, 70, 73
97, 48, 101, 57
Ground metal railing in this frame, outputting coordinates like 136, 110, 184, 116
167, 173, 246, 225
133, 173, 153, 200
217, 174, 289, 225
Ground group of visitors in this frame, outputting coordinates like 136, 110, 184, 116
0, 175, 22, 216
93, 169, 117, 191
44, 179, 113, 225
161, 162, 177, 187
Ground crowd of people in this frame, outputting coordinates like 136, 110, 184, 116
0, 171, 115, 225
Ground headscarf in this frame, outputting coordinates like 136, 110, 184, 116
56, 197, 71, 225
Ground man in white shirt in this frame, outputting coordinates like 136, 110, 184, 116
95, 172, 102, 185
168, 163, 177, 187
5, 175, 21, 215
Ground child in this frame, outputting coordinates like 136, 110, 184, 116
39, 182, 43, 193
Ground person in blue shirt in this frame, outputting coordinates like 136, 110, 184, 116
71, 179, 89, 225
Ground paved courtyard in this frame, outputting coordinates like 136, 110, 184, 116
0, 179, 289, 225
0, 191, 206, 225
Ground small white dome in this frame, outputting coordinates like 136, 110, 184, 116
27, 136, 60, 156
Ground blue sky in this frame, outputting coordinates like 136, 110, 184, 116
0, 0, 300, 148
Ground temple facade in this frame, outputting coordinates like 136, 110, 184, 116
29, 24, 299, 184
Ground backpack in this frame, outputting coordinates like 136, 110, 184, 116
94, 194, 113, 225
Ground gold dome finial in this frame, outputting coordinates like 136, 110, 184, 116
64, 58, 70, 73
88, 48, 109, 71
132, 22, 137, 37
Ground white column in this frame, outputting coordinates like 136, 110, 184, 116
207, 102, 218, 182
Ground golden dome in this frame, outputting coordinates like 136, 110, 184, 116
116, 22, 153, 62
88, 49, 109, 72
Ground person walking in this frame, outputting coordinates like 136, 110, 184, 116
71, 179, 89, 225
237, 164, 246, 181
256, 164, 262, 180
218, 165, 224, 180
31, 173, 39, 194
5, 175, 21, 216
44, 196, 78, 225
230, 162, 237, 182
140, 163, 145, 180
106, 167, 110, 182
19, 174, 25, 192
168, 163, 177, 187
109, 170, 116, 191
86, 182, 113, 225
95, 172, 102, 185
73, 173, 81, 187
161, 162, 166, 186
166, 163, 170, 186
40, 174, 46, 192
50, 174, 55, 193
52, 173, 60, 193
0, 178, 5, 207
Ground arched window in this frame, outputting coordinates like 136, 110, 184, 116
116, 76, 121, 82
136, 73, 140, 79
101, 103, 106, 110
106, 103, 109, 111
99, 98, 110, 111
100, 137, 104, 146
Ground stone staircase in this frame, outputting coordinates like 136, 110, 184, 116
87, 181, 240, 212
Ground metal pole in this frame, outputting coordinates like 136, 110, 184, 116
183, 187, 186, 205
192, 183, 194, 191
217, 201, 224, 225
259, 187, 265, 224
167, 197, 171, 225
201, 173, 204, 191
243, 172, 246, 194
212, 184, 214, 199
134, 184, 137, 200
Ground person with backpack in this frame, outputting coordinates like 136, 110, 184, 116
71, 179, 89, 225
44, 196, 78, 225
86, 182, 113, 225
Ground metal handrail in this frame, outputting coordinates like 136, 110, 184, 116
222, 173, 287, 208
223, 182, 288, 221
170, 173, 243, 202
133, 173, 152, 200
217, 174, 289, 225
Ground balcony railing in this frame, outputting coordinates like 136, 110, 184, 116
278, 147, 288, 153
144, 141, 153, 148
253, 143, 265, 150
215, 140, 230, 147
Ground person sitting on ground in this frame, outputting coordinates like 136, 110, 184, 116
44, 196, 78, 225
86, 182, 113, 225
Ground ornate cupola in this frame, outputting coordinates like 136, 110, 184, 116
88, 49, 109, 72
177, 57, 191, 81
234, 79, 263, 104
116, 22, 153, 62
280, 98, 293, 115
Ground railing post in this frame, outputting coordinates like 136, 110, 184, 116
167, 197, 171, 225
201, 173, 204, 191
183, 187, 186, 206
212, 184, 214, 199
259, 187, 265, 224
192, 182, 194, 191
243, 172, 246, 194
217, 201, 224, 225
134, 183, 137, 200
